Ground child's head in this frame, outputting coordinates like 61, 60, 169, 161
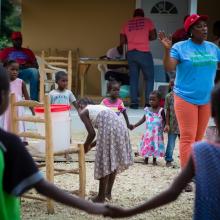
3, 60, 19, 81
55, 71, 68, 90
107, 80, 121, 99
211, 83, 220, 132
77, 98, 95, 111
149, 90, 161, 108
0, 65, 10, 115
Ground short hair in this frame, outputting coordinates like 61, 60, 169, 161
150, 90, 162, 100
3, 60, 18, 68
77, 97, 95, 106
107, 80, 121, 93
133, 8, 145, 17
0, 64, 10, 105
55, 71, 67, 83
211, 83, 220, 129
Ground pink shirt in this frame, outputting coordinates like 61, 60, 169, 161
100, 98, 125, 115
121, 17, 155, 52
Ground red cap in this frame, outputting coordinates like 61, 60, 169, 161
11, 32, 22, 40
184, 14, 208, 32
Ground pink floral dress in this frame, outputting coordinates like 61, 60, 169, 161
139, 107, 165, 158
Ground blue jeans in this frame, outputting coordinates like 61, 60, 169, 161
19, 68, 39, 101
127, 50, 154, 105
165, 133, 179, 162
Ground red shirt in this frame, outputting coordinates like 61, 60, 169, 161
0, 47, 36, 65
121, 17, 155, 52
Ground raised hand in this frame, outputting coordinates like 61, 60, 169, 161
158, 31, 172, 50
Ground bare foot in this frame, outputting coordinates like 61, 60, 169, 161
144, 157, 149, 164
153, 158, 157, 166
105, 194, 112, 201
91, 195, 105, 203
166, 161, 172, 167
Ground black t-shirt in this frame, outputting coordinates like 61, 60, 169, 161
0, 129, 43, 196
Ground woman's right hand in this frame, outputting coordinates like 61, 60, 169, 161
158, 31, 172, 50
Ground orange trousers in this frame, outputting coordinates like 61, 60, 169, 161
174, 95, 210, 168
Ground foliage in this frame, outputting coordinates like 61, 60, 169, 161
0, 36, 12, 50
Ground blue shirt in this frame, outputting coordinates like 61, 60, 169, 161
170, 39, 220, 105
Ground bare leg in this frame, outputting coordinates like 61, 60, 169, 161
105, 171, 116, 200
153, 157, 157, 165
91, 175, 109, 203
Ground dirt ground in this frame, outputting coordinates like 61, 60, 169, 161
22, 132, 194, 220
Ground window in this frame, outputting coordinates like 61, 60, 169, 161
151, 1, 178, 14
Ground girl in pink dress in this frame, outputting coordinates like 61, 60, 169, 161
0, 60, 33, 140
100, 80, 132, 129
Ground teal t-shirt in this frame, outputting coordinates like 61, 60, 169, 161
170, 39, 220, 105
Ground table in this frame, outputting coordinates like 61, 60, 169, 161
77, 58, 128, 98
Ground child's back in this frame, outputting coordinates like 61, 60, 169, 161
193, 141, 220, 219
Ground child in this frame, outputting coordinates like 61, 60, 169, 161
78, 98, 133, 203
132, 90, 165, 165
0, 60, 33, 137
100, 80, 132, 129
0, 65, 108, 220
49, 71, 78, 110
105, 83, 220, 219
164, 78, 180, 167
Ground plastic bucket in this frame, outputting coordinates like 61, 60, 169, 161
34, 104, 71, 153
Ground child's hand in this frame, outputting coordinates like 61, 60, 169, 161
164, 125, 170, 133
104, 205, 129, 218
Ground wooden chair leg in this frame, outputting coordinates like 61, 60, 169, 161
78, 144, 86, 198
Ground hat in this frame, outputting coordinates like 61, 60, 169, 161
184, 14, 208, 32
11, 32, 22, 40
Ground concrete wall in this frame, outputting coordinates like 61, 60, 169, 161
21, 0, 135, 95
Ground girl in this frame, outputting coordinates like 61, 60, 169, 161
0, 60, 33, 137
49, 71, 78, 110
105, 83, 220, 219
100, 80, 132, 129
132, 90, 165, 165
0, 64, 108, 220
78, 98, 133, 203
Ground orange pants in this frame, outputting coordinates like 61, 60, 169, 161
174, 95, 210, 168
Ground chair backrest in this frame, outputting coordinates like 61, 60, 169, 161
10, 93, 54, 182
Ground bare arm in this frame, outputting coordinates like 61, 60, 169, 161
35, 179, 107, 215
132, 115, 146, 128
158, 31, 178, 72
149, 29, 157, 41
120, 34, 127, 45
122, 110, 131, 129
164, 108, 170, 132
106, 156, 195, 218
72, 101, 79, 112
79, 109, 96, 153
22, 81, 35, 115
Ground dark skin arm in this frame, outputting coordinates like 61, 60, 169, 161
105, 156, 195, 218
34, 179, 108, 215
149, 29, 157, 41
79, 109, 96, 153
22, 81, 35, 115
122, 110, 132, 129
72, 101, 79, 112
131, 115, 146, 129
120, 34, 127, 46
161, 109, 166, 129
164, 108, 170, 132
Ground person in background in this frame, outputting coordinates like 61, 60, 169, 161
105, 45, 129, 86
100, 80, 132, 129
120, 8, 157, 109
131, 90, 165, 165
49, 71, 78, 110
0, 65, 109, 220
159, 14, 220, 192
0, 32, 39, 101
164, 78, 180, 167
78, 98, 133, 203
104, 83, 220, 220
172, 15, 190, 44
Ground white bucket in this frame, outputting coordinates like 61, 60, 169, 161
34, 105, 71, 153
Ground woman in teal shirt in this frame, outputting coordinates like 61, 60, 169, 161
159, 14, 220, 191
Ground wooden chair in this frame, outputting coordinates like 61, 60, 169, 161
39, 50, 73, 102
10, 93, 86, 214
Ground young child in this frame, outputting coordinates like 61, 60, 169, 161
0, 65, 108, 220
132, 90, 165, 165
164, 78, 180, 167
105, 83, 220, 219
49, 71, 78, 110
0, 60, 33, 137
100, 80, 132, 129
78, 98, 133, 203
